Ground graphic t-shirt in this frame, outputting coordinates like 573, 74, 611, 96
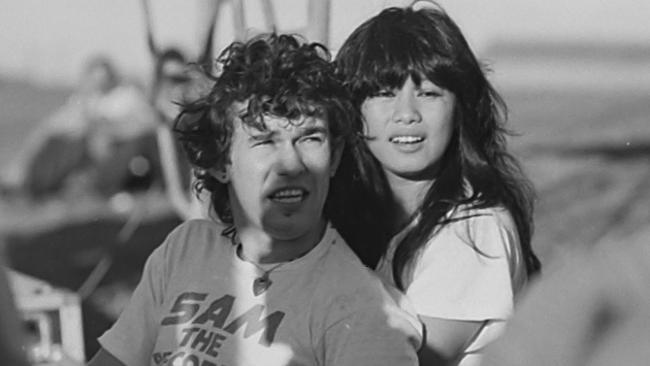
99, 219, 421, 366
376, 206, 528, 366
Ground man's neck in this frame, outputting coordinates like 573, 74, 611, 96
235, 220, 327, 264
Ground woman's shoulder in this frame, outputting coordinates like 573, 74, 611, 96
431, 205, 518, 257
450, 205, 515, 231
452, 180, 516, 231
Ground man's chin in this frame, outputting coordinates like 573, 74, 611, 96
262, 215, 324, 242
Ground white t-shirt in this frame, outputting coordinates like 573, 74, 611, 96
376, 206, 527, 366
99, 219, 421, 366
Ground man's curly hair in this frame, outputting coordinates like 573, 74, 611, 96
174, 33, 356, 224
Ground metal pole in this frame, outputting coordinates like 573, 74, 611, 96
306, 0, 330, 46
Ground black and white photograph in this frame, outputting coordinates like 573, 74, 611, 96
1, 1, 648, 365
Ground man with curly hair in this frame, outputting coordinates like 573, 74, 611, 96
87, 33, 421, 366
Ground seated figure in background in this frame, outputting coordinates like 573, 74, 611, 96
2, 55, 160, 200
149, 48, 210, 220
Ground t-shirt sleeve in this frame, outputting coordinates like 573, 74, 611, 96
321, 300, 421, 366
406, 209, 523, 321
98, 236, 170, 366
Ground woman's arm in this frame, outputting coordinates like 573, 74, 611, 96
406, 209, 521, 365
418, 316, 483, 365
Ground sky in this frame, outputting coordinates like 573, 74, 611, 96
0, 0, 648, 87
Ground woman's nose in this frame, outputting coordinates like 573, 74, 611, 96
392, 92, 421, 125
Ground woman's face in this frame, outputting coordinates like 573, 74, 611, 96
360, 76, 456, 181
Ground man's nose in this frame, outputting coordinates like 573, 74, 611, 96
275, 144, 306, 176
392, 92, 422, 125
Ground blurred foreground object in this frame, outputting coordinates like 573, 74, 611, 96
8, 269, 85, 365
483, 237, 650, 366
0, 265, 31, 366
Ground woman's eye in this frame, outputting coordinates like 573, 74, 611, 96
418, 90, 442, 97
371, 89, 395, 98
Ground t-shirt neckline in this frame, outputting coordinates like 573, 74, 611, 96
231, 223, 337, 274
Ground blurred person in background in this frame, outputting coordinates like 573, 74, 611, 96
1, 56, 120, 199
149, 48, 209, 220
150, 48, 195, 124
1, 55, 160, 201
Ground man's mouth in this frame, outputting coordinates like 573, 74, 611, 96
269, 188, 308, 204
389, 135, 424, 144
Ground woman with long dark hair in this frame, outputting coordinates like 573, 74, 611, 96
334, 3, 541, 365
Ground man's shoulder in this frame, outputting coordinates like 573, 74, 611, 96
318, 228, 404, 304
171, 218, 226, 236
320, 229, 377, 281
315, 229, 423, 348
162, 219, 230, 255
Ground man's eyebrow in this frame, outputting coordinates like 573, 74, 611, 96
247, 129, 275, 141
299, 126, 329, 136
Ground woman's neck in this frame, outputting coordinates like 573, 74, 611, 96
385, 172, 434, 229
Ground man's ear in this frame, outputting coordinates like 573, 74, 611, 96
209, 166, 230, 183
329, 138, 345, 177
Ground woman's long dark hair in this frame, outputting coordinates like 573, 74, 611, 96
335, 5, 541, 289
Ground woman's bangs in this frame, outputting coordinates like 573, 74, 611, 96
408, 37, 457, 86
357, 37, 453, 95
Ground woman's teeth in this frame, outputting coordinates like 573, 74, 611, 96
390, 136, 424, 144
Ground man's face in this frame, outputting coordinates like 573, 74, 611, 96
219, 105, 342, 242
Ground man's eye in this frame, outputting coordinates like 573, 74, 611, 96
301, 134, 325, 144
252, 139, 273, 147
